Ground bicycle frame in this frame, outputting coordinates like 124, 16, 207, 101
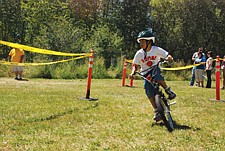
136, 59, 175, 132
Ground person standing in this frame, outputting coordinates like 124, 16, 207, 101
205, 51, 213, 88
194, 51, 206, 87
221, 55, 225, 90
9, 47, 25, 80
190, 47, 205, 86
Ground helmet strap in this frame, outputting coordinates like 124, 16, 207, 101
143, 40, 151, 59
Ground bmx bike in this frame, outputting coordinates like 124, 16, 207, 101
135, 59, 176, 132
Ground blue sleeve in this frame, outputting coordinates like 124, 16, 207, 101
201, 58, 206, 62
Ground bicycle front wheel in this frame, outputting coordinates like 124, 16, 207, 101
155, 94, 174, 132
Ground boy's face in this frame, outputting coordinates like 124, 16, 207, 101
139, 39, 147, 49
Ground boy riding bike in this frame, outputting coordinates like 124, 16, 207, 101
129, 29, 176, 121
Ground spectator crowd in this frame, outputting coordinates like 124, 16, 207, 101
190, 47, 225, 90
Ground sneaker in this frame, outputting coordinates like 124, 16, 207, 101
18, 77, 22, 80
153, 112, 162, 122
165, 87, 176, 100
15, 77, 19, 80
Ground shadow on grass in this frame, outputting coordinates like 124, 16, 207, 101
173, 121, 195, 130
27, 102, 99, 122
15, 78, 29, 81
151, 120, 201, 131
27, 108, 79, 122
125, 85, 140, 88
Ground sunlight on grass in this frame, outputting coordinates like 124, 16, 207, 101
0, 78, 225, 150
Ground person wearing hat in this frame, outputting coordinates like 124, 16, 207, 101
9, 47, 25, 80
129, 29, 176, 121
205, 51, 213, 88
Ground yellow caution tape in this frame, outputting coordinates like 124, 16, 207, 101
161, 64, 198, 70
0, 40, 91, 56
124, 59, 220, 71
125, 59, 133, 63
0, 54, 90, 66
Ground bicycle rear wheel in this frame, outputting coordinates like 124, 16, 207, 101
155, 95, 174, 132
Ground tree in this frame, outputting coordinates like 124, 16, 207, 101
150, 0, 185, 60
69, 0, 102, 29
83, 25, 123, 68
98, 0, 151, 59
1, 0, 225, 64
150, 0, 225, 62
0, 0, 25, 57
21, 0, 88, 62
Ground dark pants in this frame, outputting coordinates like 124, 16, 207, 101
206, 70, 212, 88
190, 67, 196, 86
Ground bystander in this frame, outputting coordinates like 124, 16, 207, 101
8, 47, 25, 80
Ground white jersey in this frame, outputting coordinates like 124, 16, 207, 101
206, 57, 213, 70
133, 46, 168, 74
192, 51, 205, 59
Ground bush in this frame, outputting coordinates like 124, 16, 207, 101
3, 57, 218, 82
25, 59, 89, 79
0, 64, 10, 77
83, 25, 123, 69
51, 61, 88, 79
107, 57, 125, 79
92, 57, 110, 79
27, 66, 53, 79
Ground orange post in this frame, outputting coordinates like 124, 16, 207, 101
86, 50, 94, 99
215, 55, 220, 100
122, 60, 127, 87
129, 63, 135, 87
80, 50, 97, 101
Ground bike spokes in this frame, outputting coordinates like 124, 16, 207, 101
155, 95, 175, 132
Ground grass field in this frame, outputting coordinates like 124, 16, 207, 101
0, 78, 225, 150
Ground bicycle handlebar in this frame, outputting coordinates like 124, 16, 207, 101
135, 57, 166, 77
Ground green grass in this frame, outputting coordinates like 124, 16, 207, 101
0, 78, 225, 150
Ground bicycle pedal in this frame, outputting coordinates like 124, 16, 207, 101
169, 101, 176, 106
